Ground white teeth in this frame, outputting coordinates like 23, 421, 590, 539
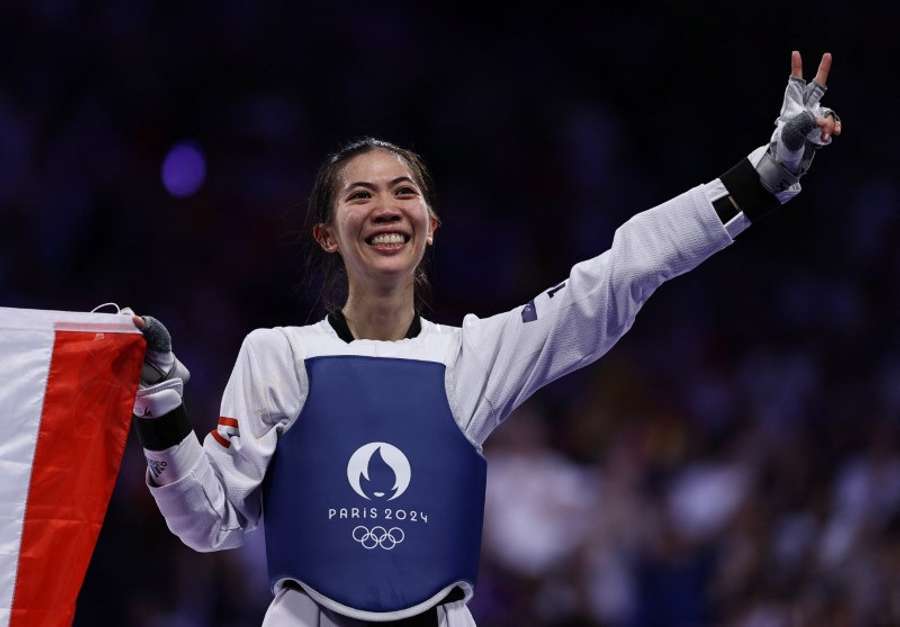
370, 233, 405, 245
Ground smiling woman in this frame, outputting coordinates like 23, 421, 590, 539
305, 139, 440, 332
126, 52, 841, 627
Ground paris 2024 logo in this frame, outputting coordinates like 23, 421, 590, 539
346, 442, 410, 500
328, 441, 430, 550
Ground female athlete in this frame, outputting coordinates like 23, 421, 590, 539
128, 51, 841, 626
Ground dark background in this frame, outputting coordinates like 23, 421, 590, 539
1, 2, 898, 626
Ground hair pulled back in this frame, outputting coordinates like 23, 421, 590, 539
304, 137, 439, 315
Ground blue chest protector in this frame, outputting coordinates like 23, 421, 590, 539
262, 356, 487, 618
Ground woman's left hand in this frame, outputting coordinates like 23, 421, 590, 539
785, 51, 842, 144
749, 50, 843, 205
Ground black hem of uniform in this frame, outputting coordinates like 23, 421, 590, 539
327, 310, 422, 343
719, 157, 781, 223
135, 403, 193, 451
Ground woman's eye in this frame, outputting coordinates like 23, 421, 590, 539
348, 190, 370, 200
396, 187, 417, 196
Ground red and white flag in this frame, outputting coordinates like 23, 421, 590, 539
0, 307, 144, 627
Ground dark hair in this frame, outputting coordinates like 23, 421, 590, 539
303, 137, 439, 315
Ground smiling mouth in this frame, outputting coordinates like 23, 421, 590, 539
365, 232, 411, 248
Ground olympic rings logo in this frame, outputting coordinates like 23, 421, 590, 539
352, 525, 405, 550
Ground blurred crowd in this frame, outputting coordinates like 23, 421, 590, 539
476, 356, 900, 627
1, 2, 898, 626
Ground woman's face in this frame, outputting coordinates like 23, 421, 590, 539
315, 149, 437, 291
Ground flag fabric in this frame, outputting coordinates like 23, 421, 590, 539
0, 307, 144, 627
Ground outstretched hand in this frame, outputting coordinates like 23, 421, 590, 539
742, 49, 843, 206
791, 51, 842, 141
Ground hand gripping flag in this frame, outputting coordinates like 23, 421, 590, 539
0, 307, 144, 627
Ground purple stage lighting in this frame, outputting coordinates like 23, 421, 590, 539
161, 142, 206, 198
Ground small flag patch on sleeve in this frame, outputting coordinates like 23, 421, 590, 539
211, 416, 239, 448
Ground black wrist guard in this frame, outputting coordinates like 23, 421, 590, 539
135, 403, 193, 451
719, 158, 781, 223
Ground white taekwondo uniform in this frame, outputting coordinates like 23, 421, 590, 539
142, 180, 749, 625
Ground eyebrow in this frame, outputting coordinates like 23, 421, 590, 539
343, 176, 417, 193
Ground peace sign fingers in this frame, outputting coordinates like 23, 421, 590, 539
789, 51, 832, 85
788, 51, 832, 107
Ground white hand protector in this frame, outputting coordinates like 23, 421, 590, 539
120, 307, 191, 418
750, 70, 840, 204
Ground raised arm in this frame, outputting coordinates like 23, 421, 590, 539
450, 51, 841, 446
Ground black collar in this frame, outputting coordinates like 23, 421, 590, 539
327, 310, 422, 343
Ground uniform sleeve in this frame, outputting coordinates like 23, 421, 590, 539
145, 328, 306, 552
448, 183, 734, 445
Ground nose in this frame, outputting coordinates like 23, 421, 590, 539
371, 205, 402, 224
